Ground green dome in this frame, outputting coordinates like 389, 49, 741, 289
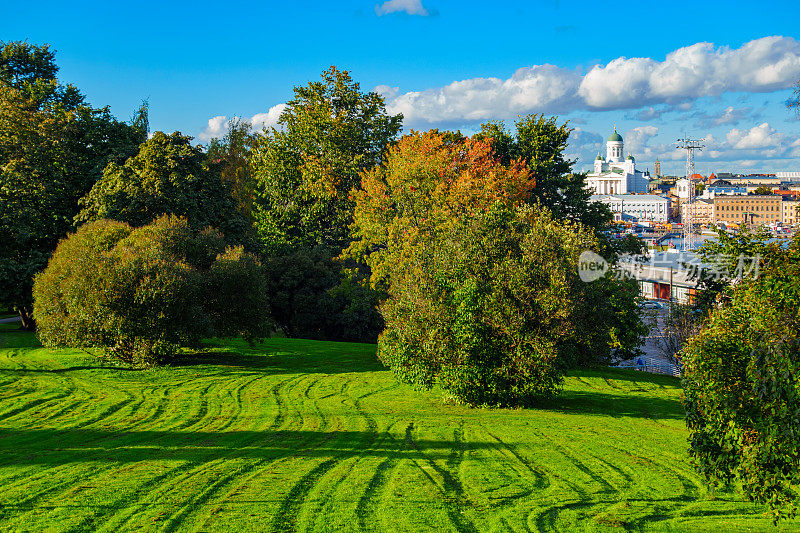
626, 154, 634, 160
595, 153, 604, 160
608, 127, 623, 142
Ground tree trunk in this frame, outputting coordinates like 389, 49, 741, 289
18, 307, 36, 331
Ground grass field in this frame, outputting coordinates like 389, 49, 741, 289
0, 323, 794, 532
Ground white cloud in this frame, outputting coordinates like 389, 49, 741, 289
375, 0, 429, 16
725, 122, 784, 149
624, 126, 659, 153
386, 65, 580, 127
197, 115, 229, 142
251, 104, 287, 132
381, 36, 800, 127
579, 37, 800, 110
197, 103, 288, 142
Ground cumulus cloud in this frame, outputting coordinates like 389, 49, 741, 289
381, 36, 800, 128
691, 105, 759, 128
624, 126, 659, 153
579, 37, 800, 110
197, 116, 229, 142
197, 103, 287, 142
375, 0, 429, 16
725, 122, 784, 150
565, 128, 603, 161
251, 104, 288, 132
385, 64, 581, 127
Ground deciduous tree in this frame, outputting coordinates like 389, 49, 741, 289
0, 41, 145, 328
33, 216, 271, 365
475, 116, 611, 231
77, 131, 253, 246
683, 235, 800, 522
251, 67, 402, 254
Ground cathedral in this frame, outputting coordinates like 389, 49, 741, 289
584, 128, 651, 194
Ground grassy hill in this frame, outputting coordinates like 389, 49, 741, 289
0, 323, 793, 532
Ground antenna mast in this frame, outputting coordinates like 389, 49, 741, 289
677, 137, 704, 251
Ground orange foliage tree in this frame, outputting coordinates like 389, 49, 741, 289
347, 130, 534, 283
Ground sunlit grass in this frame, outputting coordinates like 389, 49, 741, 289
0, 325, 790, 532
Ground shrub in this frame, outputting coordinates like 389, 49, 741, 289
33, 216, 271, 365
378, 204, 638, 407
682, 235, 800, 522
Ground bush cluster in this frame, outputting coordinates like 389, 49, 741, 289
33, 216, 271, 365
682, 236, 800, 522
378, 204, 642, 406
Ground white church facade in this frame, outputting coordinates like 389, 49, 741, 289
584, 128, 651, 195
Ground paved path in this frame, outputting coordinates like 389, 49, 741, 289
0, 316, 21, 324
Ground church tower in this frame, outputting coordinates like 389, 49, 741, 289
654, 158, 661, 177
606, 127, 623, 163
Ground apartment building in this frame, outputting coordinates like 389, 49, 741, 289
713, 195, 781, 226
783, 198, 800, 227
680, 199, 714, 224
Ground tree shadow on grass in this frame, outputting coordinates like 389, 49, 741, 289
543, 389, 685, 420
569, 368, 680, 388
167, 338, 386, 375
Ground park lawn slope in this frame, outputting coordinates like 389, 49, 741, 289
0, 324, 792, 532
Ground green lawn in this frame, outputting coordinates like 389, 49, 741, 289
0, 324, 794, 532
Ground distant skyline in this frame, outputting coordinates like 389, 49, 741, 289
4, 0, 800, 174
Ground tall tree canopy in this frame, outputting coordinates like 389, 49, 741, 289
0, 40, 146, 328
347, 131, 534, 283
251, 66, 403, 254
349, 131, 646, 405
475, 115, 610, 231
206, 117, 257, 217
77, 131, 253, 246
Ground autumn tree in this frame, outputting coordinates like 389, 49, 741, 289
349, 132, 646, 405
347, 131, 535, 283
206, 117, 258, 217
474, 115, 610, 231
251, 66, 403, 254
0, 40, 145, 329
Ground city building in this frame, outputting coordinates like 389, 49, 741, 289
713, 194, 781, 227
703, 184, 747, 198
654, 158, 661, 178
585, 128, 651, 194
674, 178, 692, 200
617, 251, 707, 304
782, 198, 800, 227
590, 194, 670, 223
681, 199, 714, 225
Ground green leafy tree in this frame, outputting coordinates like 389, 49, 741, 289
0, 41, 145, 329
206, 117, 257, 216
754, 186, 773, 195
378, 203, 637, 406
77, 131, 253, 246
475, 115, 611, 231
251, 66, 403, 254
682, 235, 800, 522
350, 131, 646, 405
33, 215, 271, 365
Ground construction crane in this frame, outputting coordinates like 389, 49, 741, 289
676, 137, 704, 251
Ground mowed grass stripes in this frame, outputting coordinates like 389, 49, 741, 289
0, 324, 793, 532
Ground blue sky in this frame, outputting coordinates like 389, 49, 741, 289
3, 0, 800, 174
